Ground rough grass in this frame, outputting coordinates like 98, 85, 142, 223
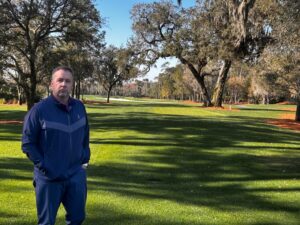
0, 101, 299, 225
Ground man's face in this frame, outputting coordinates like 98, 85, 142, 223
50, 69, 73, 99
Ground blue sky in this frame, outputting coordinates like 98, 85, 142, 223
94, 0, 195, 80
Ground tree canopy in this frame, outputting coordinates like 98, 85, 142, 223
0, 0, 104, 109
130, 0, 274, 107
96, 46, 140, 103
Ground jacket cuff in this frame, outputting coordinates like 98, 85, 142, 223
82, 158, 90, 164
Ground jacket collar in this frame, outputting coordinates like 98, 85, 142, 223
49, 94, 75, 112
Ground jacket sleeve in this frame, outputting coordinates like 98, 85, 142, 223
21, 106, 45, 171
82, 106, 90, 164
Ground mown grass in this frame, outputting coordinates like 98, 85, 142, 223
0, 101, 299, 225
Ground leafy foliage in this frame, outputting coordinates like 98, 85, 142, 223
0, 0, 104, 109
96, 46, 140, 103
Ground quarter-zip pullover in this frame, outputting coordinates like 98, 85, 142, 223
22, 95, 90, 181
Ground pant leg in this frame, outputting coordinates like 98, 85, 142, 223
62, 169, 87, 225
34, 178, 64, 225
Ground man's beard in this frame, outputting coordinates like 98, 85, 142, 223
57, 90, 70, 98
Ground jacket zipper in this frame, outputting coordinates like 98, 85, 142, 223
67, 113, 72, 159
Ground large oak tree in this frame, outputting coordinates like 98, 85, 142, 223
0, 0, 102, 110
131, 1, 216, 106
131, 0, 273, 107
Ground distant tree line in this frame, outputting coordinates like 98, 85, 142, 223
86, 60, 289, 105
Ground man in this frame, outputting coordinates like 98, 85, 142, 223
22, 66, 90, 225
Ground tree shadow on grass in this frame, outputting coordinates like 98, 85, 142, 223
83, 202, 203, 225
87, 152, 300, 210
0, 124, 23, 141
0, 212, 34, 225
0, 110, 25, 141
1, 106, 300, 224
87, 111, 300, 224
0, 110, 26, 121
89, 111, 300, 146
0, 157, 32, 181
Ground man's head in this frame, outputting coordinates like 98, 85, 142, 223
50, 66, 73, 102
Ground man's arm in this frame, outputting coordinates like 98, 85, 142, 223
82, 106, 90, 165
22, 107, 45, 172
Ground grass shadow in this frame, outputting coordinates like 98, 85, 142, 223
86, 110, 300, 224
1, 103, 300, 224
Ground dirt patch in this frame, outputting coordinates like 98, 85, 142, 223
0, 120, 23, 125
277, 101, 296, 105
267, 119, 300, 131
281, 107, 296, 112
279, 113, 295, 120
267, 112, 300, 131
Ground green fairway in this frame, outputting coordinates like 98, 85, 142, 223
0, 101, 299, 225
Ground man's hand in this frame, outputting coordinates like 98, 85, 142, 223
82, 163, 88, 169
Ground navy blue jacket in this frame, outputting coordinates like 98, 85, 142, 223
22, 95, 90, 181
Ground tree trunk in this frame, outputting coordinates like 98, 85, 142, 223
296, 100, 300, 121
75, 80, 81, 99
17, 74, 23, 105
234, 92, 238, 104
107, 87, 112, 103
212, 60, 232, 107
191, 73, 212, 106
17, 85, 22, 105
262, 95, 265, 104
26, 54, 38, 110
26, 75, 37, 110
229, 0, 256, 50
72, 82, 75, 98
181, 59, 212, 106
25, 87, 34, 111
27, 93, 35, 110
77, 79, 81, 99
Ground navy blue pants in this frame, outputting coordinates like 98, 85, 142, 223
34, 169, 87, 225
